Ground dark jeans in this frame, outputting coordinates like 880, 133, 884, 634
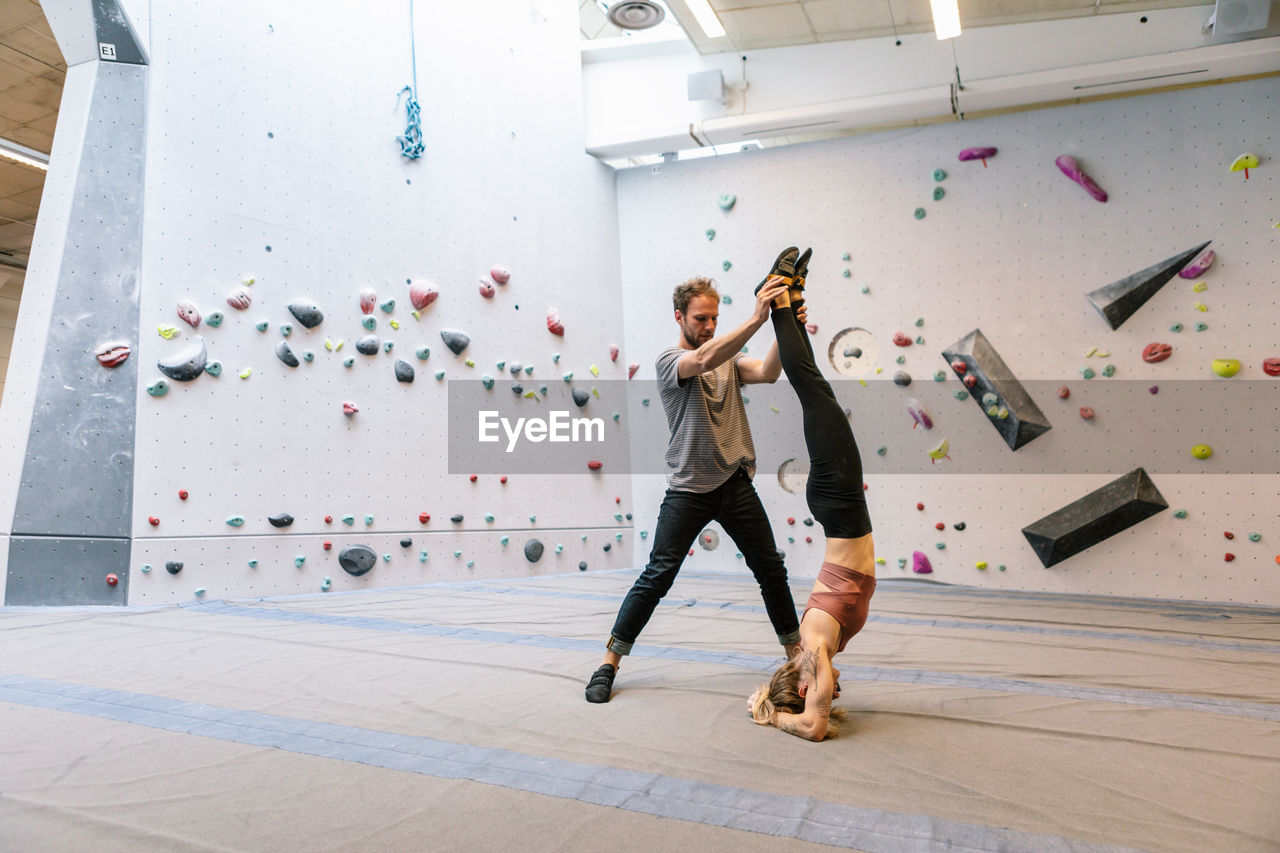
608, 468, 800, 654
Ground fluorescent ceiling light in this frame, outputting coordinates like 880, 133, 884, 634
684, 0, 726, 39
0, 137, 50, 171
929, 0, 961, 40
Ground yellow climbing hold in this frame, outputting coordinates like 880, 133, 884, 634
1194, 302, 1208, 312
324, 339, 335, 351
411, 310, 421, 321
875, 557, 886, 565
858, 379, 868, 387
1084, 347, 1098, 357
1211, 358, 1241, 377
976, 561, 988, 570
390, 320, 400, 330
927, 438, 950, 462
589, 365, 600, 377
874, 367, 883, 374
158, 325, 179, 339
1192, 281, 1207, 293
770, 405, 780, 413
1230, 152, 1258, 172
239, 367, 252, 379
242, 276, 255, 286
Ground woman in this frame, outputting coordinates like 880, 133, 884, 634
747, 246, 876, 741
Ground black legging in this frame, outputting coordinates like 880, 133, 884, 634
771, 305, 873, 539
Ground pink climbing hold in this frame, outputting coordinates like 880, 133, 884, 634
409, 281, 438, 310
359, 289, 376, 314
106, 573, 118, 586
96, 342, 131, 368
1262, 357, 1280, 377
226, 288, 252, 310
892, 331, 912, 347
1178, 248, 1215, 279
1055, 155, 1108, 202
610, 344, 619, 362
963, 374, 977, 389
958, 147, 997, 166
587, 460, 603, 471
547, 308, 565, 336
951, 360, 967, 375
343, 402, 358, 416
1142, 343, 1173, 363
177, 300, 202, 328
478, 279, 496, 299
1080, 407, 1094, 420
1057, 385, 1070, 399
490, 265, 511, 285
912, 551, 933, 574
627, 362, 639, 380
805, 323, 818, 335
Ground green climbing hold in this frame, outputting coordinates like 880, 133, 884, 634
419, 550, 428, 562
934, 370, 946, 381
842, 252, 851, 261
722, 260, 732, 271
953, 389, 969, 400
1194, 322, 1208, 331
362, 316, 376, 330
1170, 322, 1183, 332
500, 536, 509, 546
416, 346, 430, 360
1248, 532, 1261, 542
205, 361, 222, 377
1080, 366, 1096, 379
280, 323, 293, 337
860, 285, 870, 294
303, 351, 315, 363
364, 514, 374, 525
1173, 509, 1187, 518
933, 168, 947, 181
717, 193, 736, 211
915, 318, 924, 327
877, 446, 887, 456
484, 513, 494, 522
914, 208, 926, 220
722, 294, 733, 304
435, 370, 445, 380
226, 515, 245, 527
1101, 364, 1115, 377
342, 514, 355, 525
256, 320, 269, 332
481, 375, 495, 390
294, 556, 305, 567
932, 186, 945, 201
146, 379, 169, 397
706, 228, 715, 240
379, 299, 395, 313
842, 269, 851, 278
936, 542, 946, 550
206, 311, 223, 328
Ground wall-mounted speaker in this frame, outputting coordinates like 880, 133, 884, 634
1212, 0, 1272, 35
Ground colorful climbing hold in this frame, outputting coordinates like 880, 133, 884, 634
1191, 444, 1213, 460
1055, 154, 1107, 202
409, 281, 438, 310
1178, 248, 1215, 279
1079, 407, 1095, 420
1229, 152, 1258, 178
1211, 358, 1241, 377
547, 308, 565, 336
1142, 343, 1173, 363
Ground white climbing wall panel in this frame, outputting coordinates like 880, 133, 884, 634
126, 0, 631, 603
618, 76, 1280, 606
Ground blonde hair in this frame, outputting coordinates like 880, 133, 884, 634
750, 658, 845, 737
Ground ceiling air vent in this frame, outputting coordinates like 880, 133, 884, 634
607, 1, 665, 31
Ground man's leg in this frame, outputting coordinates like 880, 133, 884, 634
585, 487, 714, 702
716, 471, 801, 655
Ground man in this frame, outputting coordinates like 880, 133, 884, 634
585, 248, 809, 703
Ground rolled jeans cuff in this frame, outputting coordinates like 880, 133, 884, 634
778, 630, 801, 646
607, 636, 633, 656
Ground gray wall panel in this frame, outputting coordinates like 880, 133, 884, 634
5, 536, 130, 605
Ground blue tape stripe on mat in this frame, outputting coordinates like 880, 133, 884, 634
0, 672, 1146, 853
188, 601, 1280, 723
420, 582, 1280, 655
670, 570, 1280, 618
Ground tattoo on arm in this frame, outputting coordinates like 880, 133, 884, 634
779, 719, 799, 736
799, 650, 818, 681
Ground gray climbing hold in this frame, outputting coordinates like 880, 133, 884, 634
355, 335, 380, 355
275, 340, 300, 368
394, 359, 415, 383
578, 561, 588, 571
451, 514, 463, 523
441, 329, 470, 355
165, 561, 183, 575
287, 300, 323, 329
603, 543, 611, 552
338, 544, 377, 577
268, 513, 294, 528
571, 387, 590, 408
893, 371, 912, 387
511, 383, 523, 394
509, 362, 522, 375
158, 337, 209, 381
1022, 468, 1168, 568
943, 329, 1051, 450
400, 538, 412, 548
1086, 241, 1211, 330
524, 539, 544, 563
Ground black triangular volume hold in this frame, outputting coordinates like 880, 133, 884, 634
1086, 241, 1211, 330
1021, 468, 1169, 568
941, 329, 1052, 452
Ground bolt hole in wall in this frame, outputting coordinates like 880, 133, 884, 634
617, 76, 1278, 605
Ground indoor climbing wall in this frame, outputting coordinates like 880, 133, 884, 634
617, 76, 1280, 605
1, 0, 632, 605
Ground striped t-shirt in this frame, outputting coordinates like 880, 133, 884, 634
656, 346, 756, 492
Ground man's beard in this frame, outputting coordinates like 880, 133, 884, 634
683, 324, 708, 349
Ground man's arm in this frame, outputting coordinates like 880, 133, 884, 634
677, 278, 788, 380
736, 295, 806, 385
771, 645, 834, 741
